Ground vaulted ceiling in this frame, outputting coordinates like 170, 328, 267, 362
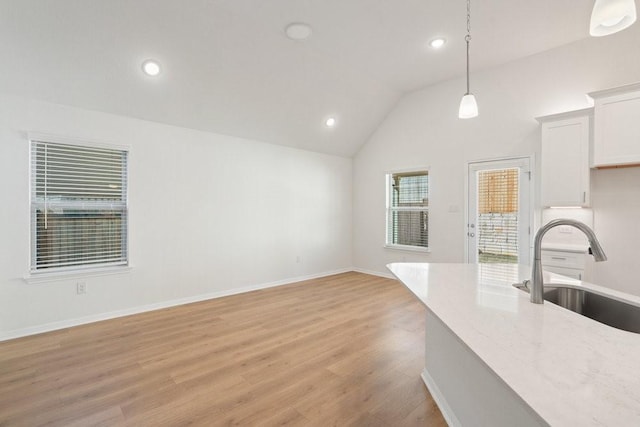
0, 1, 596, 156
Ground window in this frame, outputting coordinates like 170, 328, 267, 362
30, 137, 129, 273
476, 168, 519, 263
386, 170, 429, 250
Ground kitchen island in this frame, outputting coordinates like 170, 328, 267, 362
387, 262, 640, 427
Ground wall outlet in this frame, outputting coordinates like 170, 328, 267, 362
76, 282, 86, 295
296, 256, 301, 264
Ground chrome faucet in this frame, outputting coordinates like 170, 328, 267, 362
529, 219, 607, 304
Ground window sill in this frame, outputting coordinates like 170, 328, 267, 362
24, 265, 132, 284
384, 244, 430, 253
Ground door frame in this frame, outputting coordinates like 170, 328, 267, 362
464, 155, 535, 264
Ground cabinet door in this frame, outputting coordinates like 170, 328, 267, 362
593, 90, 640, 167
541, 115, 590, 207
541, 249, 586, 280
541, 250, 586, 270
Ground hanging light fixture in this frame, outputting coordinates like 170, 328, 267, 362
459, 0, 478, 119
590, 0, 637, 37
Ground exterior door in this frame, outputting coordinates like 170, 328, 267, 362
467, 157, 531, 264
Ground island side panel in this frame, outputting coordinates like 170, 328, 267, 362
423, 309, 548, 427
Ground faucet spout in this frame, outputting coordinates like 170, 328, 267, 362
530, 219, 607, 304
588, 238, 607, 262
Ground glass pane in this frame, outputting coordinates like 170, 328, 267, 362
32, 142, 126, 202
390, 172, 429, 208
477, 168, 519, 263
389, 210, 428, 248
35, 208, 127, 269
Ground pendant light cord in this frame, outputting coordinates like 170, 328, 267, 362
465, 0, 471, 95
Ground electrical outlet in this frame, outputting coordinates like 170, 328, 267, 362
76, 282, 86, 295
296, 256, 301, 264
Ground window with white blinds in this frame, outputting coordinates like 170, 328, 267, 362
386, 170, 429, 250
30, 139, 129, 272
477, 168, 518, 263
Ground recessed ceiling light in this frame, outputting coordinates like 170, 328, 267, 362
325, 117, 336, 128
429, 38, 446, 49
285, 23, 313, 40
141, 59, 161, 77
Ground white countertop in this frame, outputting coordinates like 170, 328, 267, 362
387, 262, 640, 426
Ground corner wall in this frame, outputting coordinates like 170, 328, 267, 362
0, 96, 353, 339
352, 25, 640, 295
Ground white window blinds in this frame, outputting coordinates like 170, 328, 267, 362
476, 168, 518, 263
386, 171, 429, 249
30, 139, 129, 272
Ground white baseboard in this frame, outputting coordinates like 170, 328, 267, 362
0, 267, 353, 342
421, 369, 461, 427
352, 267, 395, 279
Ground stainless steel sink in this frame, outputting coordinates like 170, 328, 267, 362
514, 283, 640, 334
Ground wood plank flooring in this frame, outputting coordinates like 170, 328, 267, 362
0, 272, 446, 426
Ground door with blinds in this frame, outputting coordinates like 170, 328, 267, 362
467, 158, 531, 264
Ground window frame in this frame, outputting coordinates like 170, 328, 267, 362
384, 168, 430, 253
27, 133, 131, 280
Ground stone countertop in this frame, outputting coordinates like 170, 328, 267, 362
387, 262, 640, 427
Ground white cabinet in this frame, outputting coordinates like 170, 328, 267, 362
541, 248, 586, 280
590, 82, 640, 167
536, 109, 592, 207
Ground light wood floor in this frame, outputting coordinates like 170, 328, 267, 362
0, 272, 446, 426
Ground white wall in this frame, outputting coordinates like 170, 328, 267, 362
591, 167, 640, 294
0, 95, 352, 339
353, 24, 640, 296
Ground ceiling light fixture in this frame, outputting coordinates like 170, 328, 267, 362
590, 0, 637, 36
325, 117, 336, 128
141, 59, 161, 77
285, 23, 313, 40
429, 38, 446, 49
458, 0, 478, 119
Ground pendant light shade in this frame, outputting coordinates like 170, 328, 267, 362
590, 0, 637, 37
459, 93, 479, 119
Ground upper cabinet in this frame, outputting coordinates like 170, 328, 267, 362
589, 82, 640, 168
537, 109, 592, 207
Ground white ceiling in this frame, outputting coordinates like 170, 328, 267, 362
0, 0, 595, 157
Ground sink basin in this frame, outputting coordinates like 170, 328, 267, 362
514, 283, 640, 334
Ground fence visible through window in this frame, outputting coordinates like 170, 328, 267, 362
477, 168, 518, 263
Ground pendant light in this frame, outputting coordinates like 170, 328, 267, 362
590, 0, 637, 37
459, 0, 478, 119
